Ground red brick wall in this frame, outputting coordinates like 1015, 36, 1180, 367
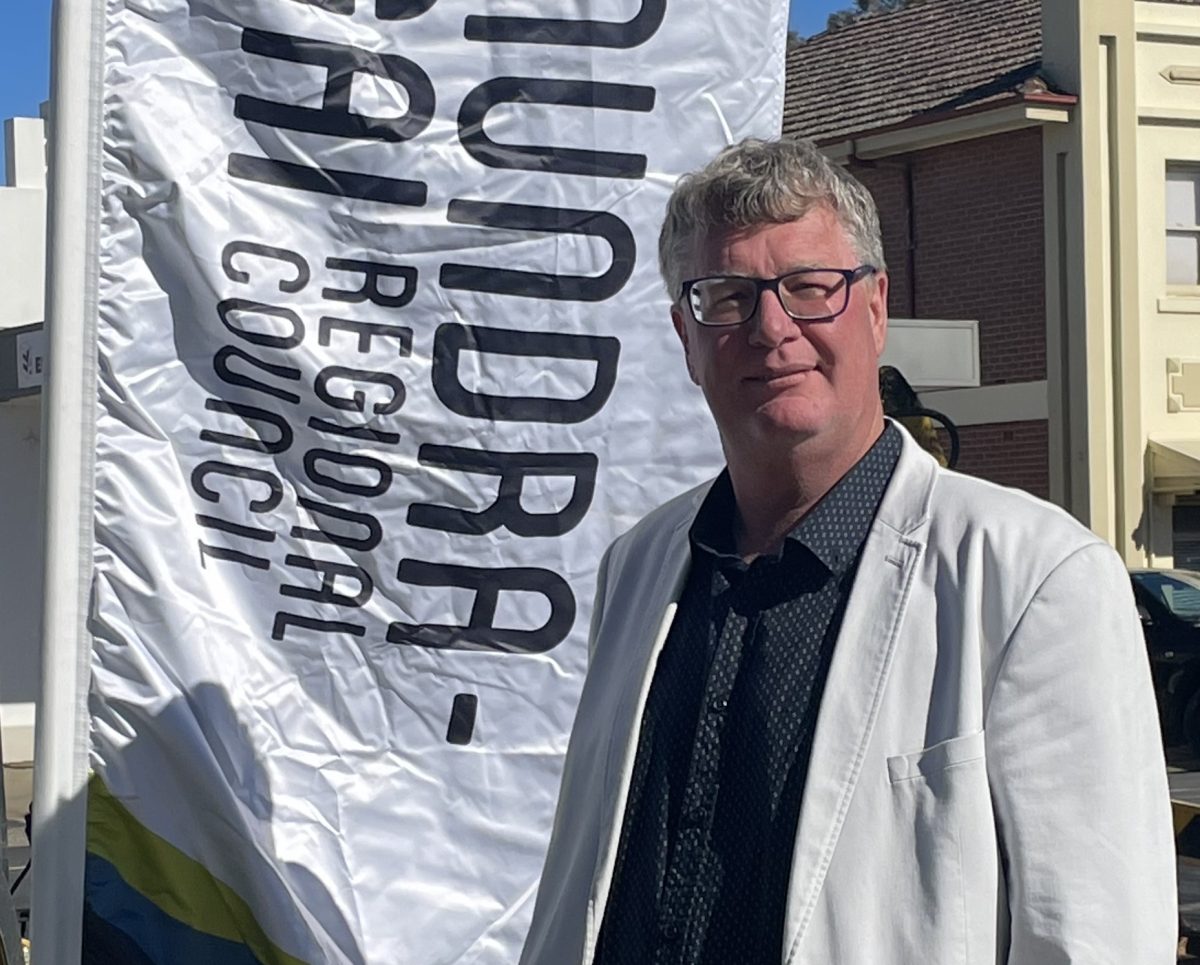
850, 128, 1050, 500
938, 419, 1050, 499
850, 162, 914, 319
850, 127, 1046, 386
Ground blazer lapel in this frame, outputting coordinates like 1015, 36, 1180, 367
783, 429, 937, 960
591, 487, 706, 922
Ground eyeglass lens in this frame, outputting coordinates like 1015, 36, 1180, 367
688, 270, 851, 325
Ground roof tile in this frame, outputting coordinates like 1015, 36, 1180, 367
784, 0, 1044, 143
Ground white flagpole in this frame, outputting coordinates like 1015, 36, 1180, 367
30, 0, 105, 959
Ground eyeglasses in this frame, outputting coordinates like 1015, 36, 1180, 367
680, 265, 878, 327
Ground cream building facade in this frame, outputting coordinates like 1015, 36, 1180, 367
1045, 0, 1200, 566
0, 117, 46, 764
793, 0, 1200, 566
0, 115, 47, 925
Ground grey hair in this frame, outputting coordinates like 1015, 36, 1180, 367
657, 137, 886, 298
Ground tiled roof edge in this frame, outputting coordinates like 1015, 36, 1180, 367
786, 88, 1078, 149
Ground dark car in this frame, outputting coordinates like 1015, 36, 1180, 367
1130, 568, 1200, 755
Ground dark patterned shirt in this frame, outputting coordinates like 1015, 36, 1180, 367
594, 424, 902, 965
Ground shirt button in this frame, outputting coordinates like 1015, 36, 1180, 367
682, 806, 705, 828
659, 921, 680, 942
709, 695, 729, 714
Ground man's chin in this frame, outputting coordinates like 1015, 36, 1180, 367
720, 411, 828, 452
750, 399, 828, 439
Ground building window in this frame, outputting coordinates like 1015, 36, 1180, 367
1167, 164, 1200, 286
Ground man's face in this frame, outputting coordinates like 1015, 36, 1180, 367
671, 206, 888, 455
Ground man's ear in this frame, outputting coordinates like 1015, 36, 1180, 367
671, 304, 699, 385
868, 270, 889, 357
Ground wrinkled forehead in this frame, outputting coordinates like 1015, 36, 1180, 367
685, 205, 858, 277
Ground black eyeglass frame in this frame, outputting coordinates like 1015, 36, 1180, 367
679, 264, 879, 327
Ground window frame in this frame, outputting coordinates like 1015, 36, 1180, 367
1166, 162, 1200, 291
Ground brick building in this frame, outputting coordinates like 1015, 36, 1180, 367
785, 0, 1069, 498
785, 0, 1200, 568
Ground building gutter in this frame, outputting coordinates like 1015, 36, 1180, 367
820, 93, 1078, 162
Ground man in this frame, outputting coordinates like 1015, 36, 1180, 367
520, 138, 1175, 964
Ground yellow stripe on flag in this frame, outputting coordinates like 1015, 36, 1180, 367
86, 774, 309, 965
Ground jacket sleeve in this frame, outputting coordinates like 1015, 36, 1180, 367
985, 541, 1176, 964
588, 540, 614, 663
519, 536, 619, 965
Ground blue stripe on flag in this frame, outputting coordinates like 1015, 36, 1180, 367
84, 853, 265, 965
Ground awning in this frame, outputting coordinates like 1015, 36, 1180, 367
1149, 436, 1200, 494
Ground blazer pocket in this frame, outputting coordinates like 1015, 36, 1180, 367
887, 730, 985, 784
881, 730, 992, 963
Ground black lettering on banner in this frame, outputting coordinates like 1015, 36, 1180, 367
309, 417, 401, 446
280, 555, 374, 607
280, 0, 438, 19
273, 612, 366, 640
432, 323, 619, 423
236, 29, 435, 143
222, 241, 310, 293
388, 560, 575, 653
304, 449, 393, 497
200, 543, 272, 571
292, 496, 382, 552
324, 259, 418, 310
191, 461, 284, 513
201, 399, 294, 455
409, 445, 597, 536
314, 366, 405, 415
458, 78, 655, 179
228, 154, 428, 208
445, 693, 478, 745
319, 316, 413, 355
440, 201, 634, 302
281, 0, 354, 12
375, 0, 437, 19
214, 345, 302, 405
464, 0, 665, 48
218, 298, 305, 349
196, 515, 277, 543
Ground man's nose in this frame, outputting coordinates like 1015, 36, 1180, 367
746, 287, 799, 347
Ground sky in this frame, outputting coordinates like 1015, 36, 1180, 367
0, 0, 842, 176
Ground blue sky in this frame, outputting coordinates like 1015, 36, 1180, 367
0, 0, 841, 175
0, 0, 51, 133
789, 0, 846, 38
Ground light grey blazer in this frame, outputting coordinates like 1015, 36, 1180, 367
521, 428, 1177, 965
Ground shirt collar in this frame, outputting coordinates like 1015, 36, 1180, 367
689, 423, 903, 575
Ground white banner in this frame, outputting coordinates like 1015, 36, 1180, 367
85, 1, 786, 961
